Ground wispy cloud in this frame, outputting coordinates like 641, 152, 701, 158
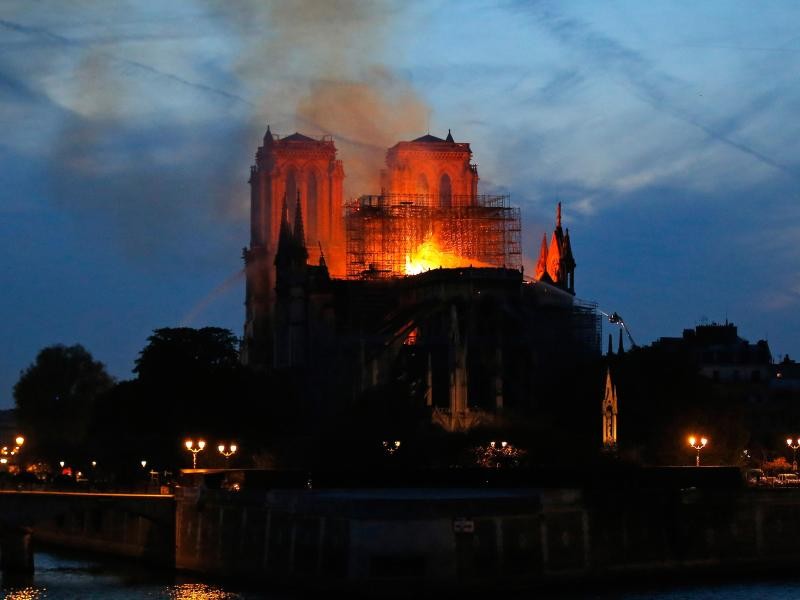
0, 18, 252, 107
509, 2, 800, 182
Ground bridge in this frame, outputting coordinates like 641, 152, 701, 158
0, 489, 174, 573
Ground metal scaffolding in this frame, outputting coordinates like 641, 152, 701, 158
345, 194, 522, 279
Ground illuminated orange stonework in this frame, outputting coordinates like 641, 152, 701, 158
535, 202, 576, 293
242, 128, 345, 367
249, 128, 345, 273
381, 131, 479, 206
345, 131, 521, 279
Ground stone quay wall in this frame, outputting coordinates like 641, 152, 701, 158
173, 482, 800, 589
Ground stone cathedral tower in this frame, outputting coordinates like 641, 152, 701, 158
242, 128, 345, 367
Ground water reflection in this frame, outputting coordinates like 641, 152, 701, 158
169, 583, 242, 600
4, 587, 43, 600
0, 550, 268, 599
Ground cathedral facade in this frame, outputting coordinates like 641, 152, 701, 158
242, 128, 600, 430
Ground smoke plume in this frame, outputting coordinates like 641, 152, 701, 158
221, 0, 428, 197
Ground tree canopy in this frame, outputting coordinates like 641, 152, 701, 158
134, 327, 240, 382
14, 344, 114, 456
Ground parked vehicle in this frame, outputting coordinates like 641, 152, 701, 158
776, 473, 799, 486
746, 468, 764, 484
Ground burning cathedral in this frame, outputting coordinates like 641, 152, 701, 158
242, 128, 601, 431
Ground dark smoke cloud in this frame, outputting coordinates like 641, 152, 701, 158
214, 0, 428, 197
6, 1, 429, 263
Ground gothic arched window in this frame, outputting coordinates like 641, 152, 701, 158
285, 169, 298, 204
417, 173, 429, 197
439, 173, 452, 208
307, 171, 318, 238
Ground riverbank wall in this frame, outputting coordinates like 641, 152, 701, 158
172, 468, 800, 590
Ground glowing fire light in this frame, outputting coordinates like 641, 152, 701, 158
404, 236, 487, 275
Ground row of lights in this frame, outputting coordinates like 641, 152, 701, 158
53, 439, 238, 474
690, 436, 800, 469
0, 436, 24, 466
185, 439, 237, 469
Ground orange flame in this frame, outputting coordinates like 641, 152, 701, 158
404, 236, 487, 275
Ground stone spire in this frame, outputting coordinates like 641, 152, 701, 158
278, 194, 291, 246
263, 124, 274, 146
562, 227, 576, 293
618, 328, 625, 355
602, 368, 618, 450
293, 191, 306, 247
546, 230, 562, 283
554, 201, 564, 246
535, 233, 549, 281
562, 228, 575, 266
293, 191, 308, 262
445, 128, 454, 143
275, 194, 292, 267
608, 333, 614, 356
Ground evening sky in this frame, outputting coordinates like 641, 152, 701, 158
1, 1, 799, 406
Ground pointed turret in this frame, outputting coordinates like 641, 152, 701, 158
608, 334, 614, 356
535, 233, 549, 281
275, 194, 292, 266
293, 192, 309, 262
562, 228, 576, 293
602, 367, 618, 449
263, 124, 274, 146
445, 129, 454, 143
293, 192, 306, 245
618, 328, 625, 355
563, 229, 575, 266
546, 230, 562, 282
554, 201, 564, 246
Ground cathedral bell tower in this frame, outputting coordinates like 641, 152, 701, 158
242, 127, 344, 368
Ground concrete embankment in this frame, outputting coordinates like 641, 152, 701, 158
172, 468, 800, 590
7, 468, 800, 591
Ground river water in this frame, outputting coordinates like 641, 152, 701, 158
5, 551, 800, 599
0, 551, 282, 600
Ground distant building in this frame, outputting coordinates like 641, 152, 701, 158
774, 356, 800, 391
653, 322, 772, 384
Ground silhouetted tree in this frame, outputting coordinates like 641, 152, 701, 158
14, 344, 113, 459
134, 327, 240, 382
88, 327, 276, 474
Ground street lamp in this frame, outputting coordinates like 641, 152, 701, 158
688, 436, 708, 467
217, 443, 238, 464
787, 438, 800, 472
382, 440, 401, 455
184, 439, 206, 469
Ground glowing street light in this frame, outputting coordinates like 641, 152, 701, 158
217, 443, 238, 464
382, 440, 401, 455
787, 438, 800, 472
184, 439, 206, 469
688, 436, 708, 467
140, 460, 147, 469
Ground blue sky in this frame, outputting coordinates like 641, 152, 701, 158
1, 1, 799, 407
